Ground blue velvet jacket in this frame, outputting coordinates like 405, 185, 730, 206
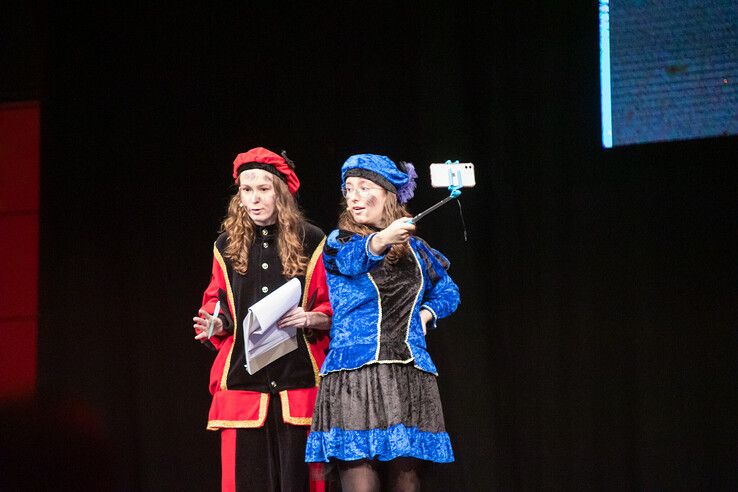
320, 229, 460, 376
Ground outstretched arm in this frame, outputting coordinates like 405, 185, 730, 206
323, 219, 417, 276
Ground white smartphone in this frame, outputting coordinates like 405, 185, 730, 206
429, 162, 476, 188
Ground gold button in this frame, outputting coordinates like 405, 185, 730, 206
261, 263, 269, 270
261, 229, 268, 236
263, 242, 269, 248
270, 381, 277, 388
262, 286, 269, 293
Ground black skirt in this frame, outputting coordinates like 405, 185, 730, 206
306, 362, 454, 463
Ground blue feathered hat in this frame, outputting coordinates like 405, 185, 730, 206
341, 153, 418, 203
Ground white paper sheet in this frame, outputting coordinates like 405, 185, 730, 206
243, 278, 302, 374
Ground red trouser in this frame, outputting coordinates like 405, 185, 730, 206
220, 395, 325, 492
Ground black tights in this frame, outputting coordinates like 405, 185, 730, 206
337, 458, 421, 492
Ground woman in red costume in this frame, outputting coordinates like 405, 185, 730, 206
193, 147, 332, 492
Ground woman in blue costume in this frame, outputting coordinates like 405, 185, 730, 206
305, 154, 460, 491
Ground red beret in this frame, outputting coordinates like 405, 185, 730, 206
232, 147, 300, 195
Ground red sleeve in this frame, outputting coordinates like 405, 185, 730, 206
306, 254, 332, 317
200, 256, 221, 314
197, 251, 231, 350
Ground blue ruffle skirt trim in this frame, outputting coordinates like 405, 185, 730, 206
305, 423, 454, 463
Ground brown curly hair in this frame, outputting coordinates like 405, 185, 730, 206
220, 175, 308, 277
337, 190, 412, 263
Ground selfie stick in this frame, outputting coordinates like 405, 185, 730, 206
410, 160, 463, 224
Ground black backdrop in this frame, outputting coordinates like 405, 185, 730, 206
3, 2, 736, 490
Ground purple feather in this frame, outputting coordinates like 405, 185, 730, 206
396, 161, 418, 203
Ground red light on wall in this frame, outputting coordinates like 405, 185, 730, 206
0, 101, 40, 399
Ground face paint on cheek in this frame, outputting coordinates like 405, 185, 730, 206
365, 195, 378, 208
